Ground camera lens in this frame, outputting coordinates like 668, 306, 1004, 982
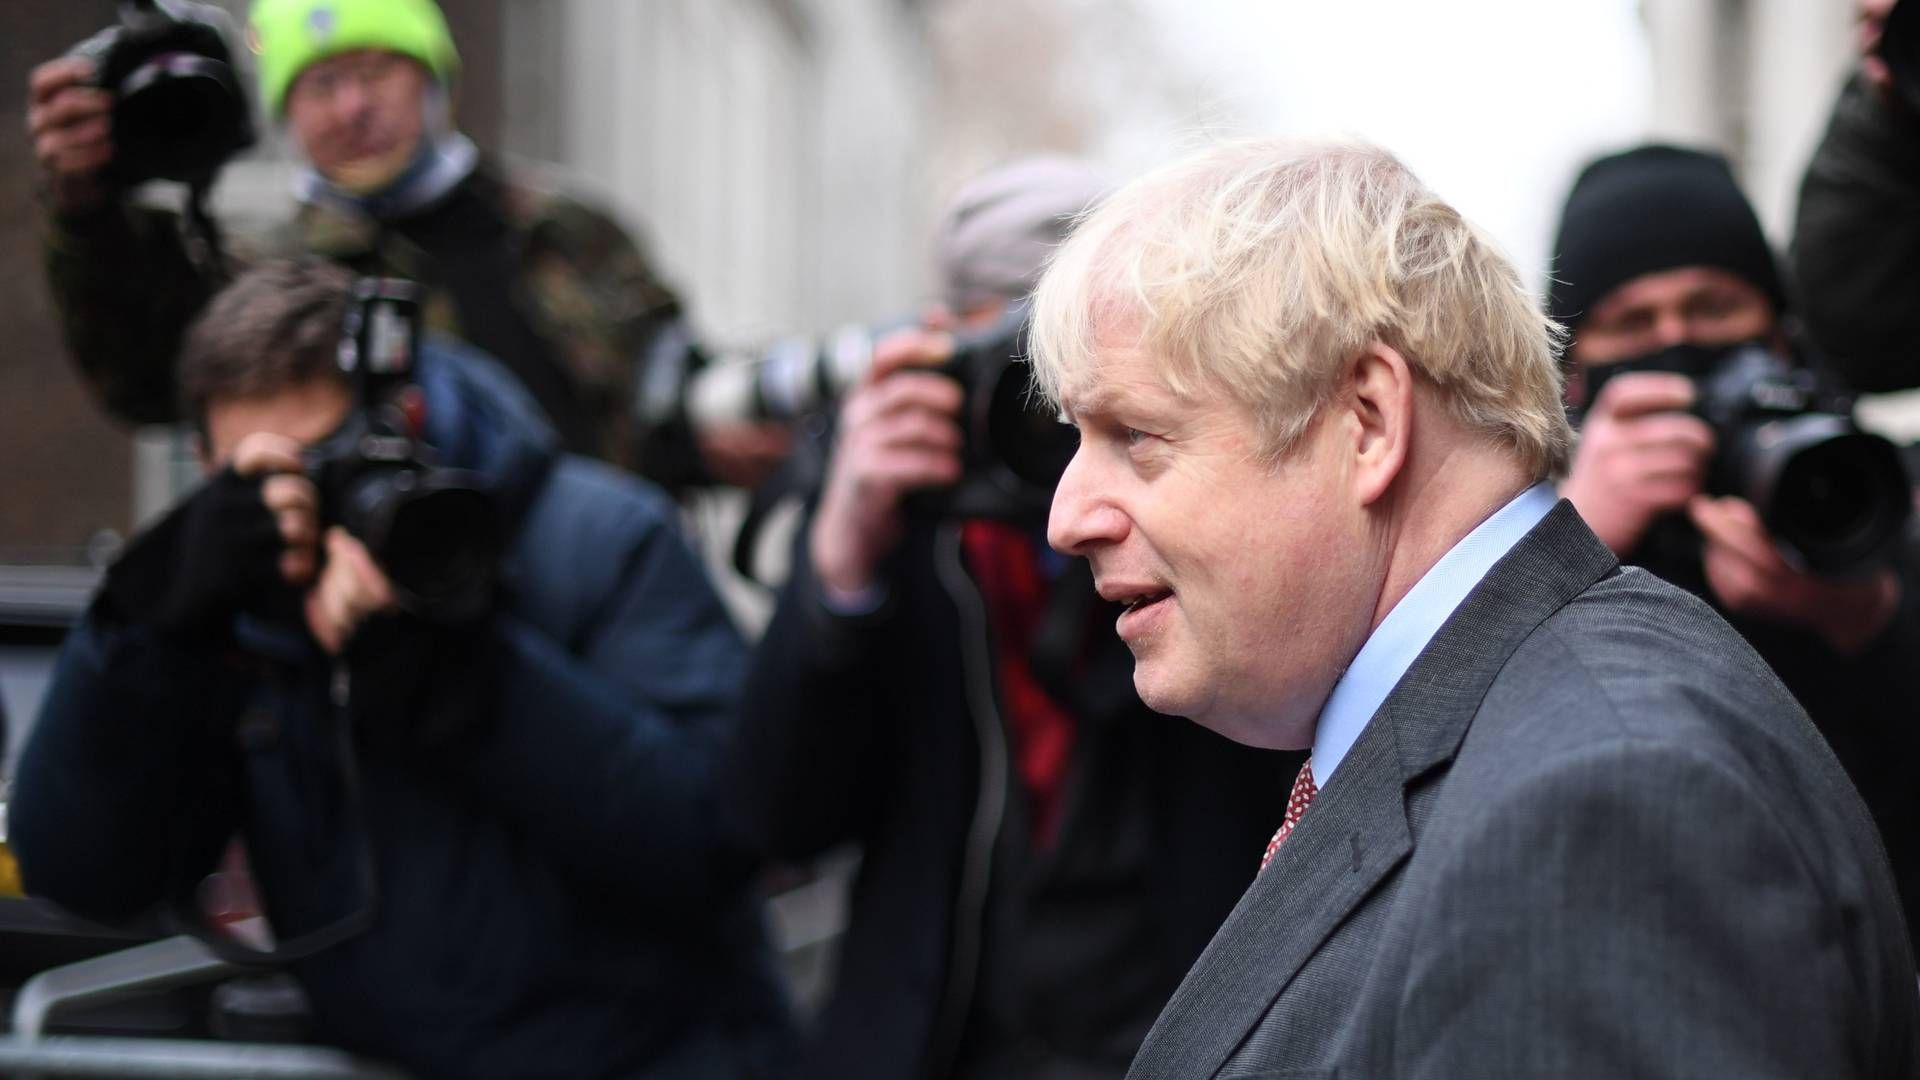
985, 362, 1077, 490
375, 484, 498, 623
113, 53, 248, 183
1761, 425, 1912, 575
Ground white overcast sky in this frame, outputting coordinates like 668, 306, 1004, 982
1106, 0, 1652, 294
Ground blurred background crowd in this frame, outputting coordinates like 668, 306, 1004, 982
1, 1, 1918, 1078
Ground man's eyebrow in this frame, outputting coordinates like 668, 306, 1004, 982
1061, 385, 1116, 422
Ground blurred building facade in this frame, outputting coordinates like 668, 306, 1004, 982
1641, 0, 1855, 241
1640, 0, 1920, 435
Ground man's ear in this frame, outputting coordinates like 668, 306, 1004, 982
1346, 342, 1413, 506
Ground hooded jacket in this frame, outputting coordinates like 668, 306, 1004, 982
12, 340, 790, 1079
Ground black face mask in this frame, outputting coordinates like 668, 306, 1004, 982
1575, 337, 1770, 425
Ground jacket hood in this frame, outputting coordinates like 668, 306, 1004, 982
414, 335, 560, 529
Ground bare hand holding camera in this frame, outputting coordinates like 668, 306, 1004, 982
26, 57, 113, 216
809, 328, 959, 601
229, 431, 396, 653
1689, 494, 1902, 654
1561, 371, 1716, 554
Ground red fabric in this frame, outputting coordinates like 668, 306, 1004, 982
1259, 758, 1318, 873
962, 520, 1079, 848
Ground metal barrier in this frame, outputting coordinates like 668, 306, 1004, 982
0, 933, 405, 1079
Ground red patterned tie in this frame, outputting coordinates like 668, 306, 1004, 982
1260, 758, 1318, 873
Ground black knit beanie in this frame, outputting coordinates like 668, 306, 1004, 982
1546, 145, 1786, 333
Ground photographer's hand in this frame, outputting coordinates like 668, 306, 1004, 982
809, 328, 960, 602
1689, 494, 1902, 655
1561, 372, 1716, 556
305, 528, 397, 655
94, 432, 315, 636
230, 433, 321, 588
26, 57, 113, 217
1858, 0, 1899, 105
229, 433, 396, 653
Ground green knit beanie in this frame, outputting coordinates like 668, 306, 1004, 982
248, 0, 459, 116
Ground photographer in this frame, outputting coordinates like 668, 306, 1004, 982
1793, 0, 1920, 393
721, 158, 1290, 1080
1551, 144, 1920, 934
26, 0, 769, 488
10, 261, 792, 1078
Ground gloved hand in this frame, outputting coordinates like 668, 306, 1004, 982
97, 467, 294, 636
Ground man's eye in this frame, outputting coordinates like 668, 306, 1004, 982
1691, 293, 1740, 319
1606, 310, 1654, 335
1124, 427, 1150, 447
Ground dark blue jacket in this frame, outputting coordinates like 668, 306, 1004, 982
12, 341, 791, 1079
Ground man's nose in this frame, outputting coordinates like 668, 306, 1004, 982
1653, 309, 1691, 348
333, 80, 373, 123
1047, 448, 1127, 556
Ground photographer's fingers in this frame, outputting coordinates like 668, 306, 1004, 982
28, 61, 113, 207
864, 328, 954, 386
861, 370, 965, 422
1859, 0, 1896, 97
278, 546, 318, 588
29, 84, 110, 142
26, 58, 97, 116
1688, 495, 1783, 572
862, 403, 965, 453
264, 490, 319, 549
1587, 371, 1696, 422
261, 474, 320, 586
1618, 411, 1716, 458
305, 528, 395, 655
867, 447, 965, 491
330, 528, 396, 610
50, 130, 113, 178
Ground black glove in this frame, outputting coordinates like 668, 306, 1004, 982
97, 467, 296, 636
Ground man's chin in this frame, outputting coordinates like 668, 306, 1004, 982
1138, 672, 1309, 750
322, 145, 416, 194
1132, 665, 1199, 720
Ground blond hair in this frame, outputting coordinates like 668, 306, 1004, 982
1029, 137, 1572, 479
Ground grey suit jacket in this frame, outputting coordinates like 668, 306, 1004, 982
1128, 501, 1920, 1079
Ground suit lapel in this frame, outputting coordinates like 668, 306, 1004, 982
1127, 502, 1618, 1080
1126, 714, 1414, 1079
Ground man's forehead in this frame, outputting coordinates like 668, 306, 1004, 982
1592, 265, 1769, 314
1059, 354, 1179, 421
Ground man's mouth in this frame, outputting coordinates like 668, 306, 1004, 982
1099, 580, 1173, 614
1122, 591, 1172, 613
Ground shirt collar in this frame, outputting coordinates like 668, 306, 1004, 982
1309, 481, 1558, 788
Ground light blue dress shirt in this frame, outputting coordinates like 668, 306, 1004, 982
1310, 482, 1559, 789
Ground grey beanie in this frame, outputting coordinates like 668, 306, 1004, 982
934, 156, 1108, 311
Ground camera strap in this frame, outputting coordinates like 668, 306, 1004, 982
181, 178, 234, 283
730, 415, 832, 587
162, 667, 381, 968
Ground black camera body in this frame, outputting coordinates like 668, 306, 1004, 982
908, 303, 1079, 524
1594, 341, 1913, 575
69, 0, 256, 188
303, 279, 500, 625
723, 306, 1076, 581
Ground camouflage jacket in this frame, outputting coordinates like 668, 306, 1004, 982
44, 160, 684, 470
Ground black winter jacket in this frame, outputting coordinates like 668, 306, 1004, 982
1793, 73, 1920, 393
